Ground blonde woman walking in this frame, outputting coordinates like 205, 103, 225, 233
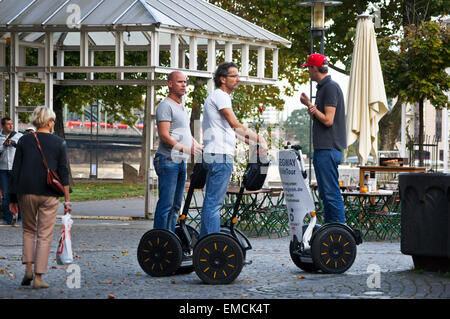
10, 106, 71, 289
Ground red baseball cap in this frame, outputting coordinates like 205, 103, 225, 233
302, 54, 328, 67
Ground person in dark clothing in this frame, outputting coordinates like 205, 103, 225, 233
10, 106, 71, 289
0, 117, 23, 225
300, 53, 347, 224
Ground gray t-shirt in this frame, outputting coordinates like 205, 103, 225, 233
156, 98, 192, 161
313, 75, 347, 150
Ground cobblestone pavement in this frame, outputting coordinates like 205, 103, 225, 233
1, 219, 449, 299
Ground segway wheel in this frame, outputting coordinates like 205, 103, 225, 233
193, 233, 244, 285
290, 225, 320, 272
311, 226, 357, 274
137, 229, 183, 277
174, 225, 199, 275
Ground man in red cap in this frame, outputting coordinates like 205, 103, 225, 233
300, 53, 347, 224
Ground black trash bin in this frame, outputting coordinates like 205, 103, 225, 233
399, 173, 450, 272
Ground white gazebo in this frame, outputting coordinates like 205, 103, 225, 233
0, 0, 291, 217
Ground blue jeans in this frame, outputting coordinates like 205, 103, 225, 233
313, 149, 345, 224
0, 170, 14, 224
200, 154, 233, 238
153, 153, 186, 232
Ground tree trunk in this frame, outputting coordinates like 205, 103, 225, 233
378, 100, 403, 150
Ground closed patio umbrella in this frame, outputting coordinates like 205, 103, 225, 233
346, 14, 389, 165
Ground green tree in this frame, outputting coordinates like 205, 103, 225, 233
377, 0, 449, 152
209, 0, 449, 156
283, 108, 311, 153
379, 20, 449, 165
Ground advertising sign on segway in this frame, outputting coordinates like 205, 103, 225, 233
278, 144, 362, 274
278, 148, 315, 242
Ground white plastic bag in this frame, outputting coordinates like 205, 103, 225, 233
56, 213, 73, 265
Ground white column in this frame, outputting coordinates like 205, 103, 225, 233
189, 36, 198, 70
180, 49, 186, 69
170, 33, 179, 68
80, 31, 89, 67
115, 31, 124, 80
225, 41, 233, 62
56, 50, 64, 80
45, 32, 54, 109
257, 47, 265, 78
89, 51, 95, 80
207, 39, 216, 93
144, 46, 156, 219
272, 48, 279, 79
241, 43, 249, 77
144, 71, 156, 219
38, 48, 44, 79
150, 31, 159, 67
9, 33, 19, 127
18, 45, 26, 77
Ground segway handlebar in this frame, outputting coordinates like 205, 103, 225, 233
284, 143, 302, 151
284, 143, 307, 179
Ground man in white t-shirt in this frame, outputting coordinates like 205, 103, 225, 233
200, 62, 268, 237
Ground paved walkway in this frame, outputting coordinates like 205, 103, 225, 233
56, 197, 148, 219
1, 199, 449, 300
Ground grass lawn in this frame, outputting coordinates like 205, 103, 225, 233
69, 183, 146, 202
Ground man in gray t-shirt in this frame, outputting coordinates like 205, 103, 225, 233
300, 54, 346, 224
153, 71, 202, 231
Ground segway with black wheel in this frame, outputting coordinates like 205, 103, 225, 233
137, 163, 206, 277
193, 146, 269, 284
279, 144, 362, 274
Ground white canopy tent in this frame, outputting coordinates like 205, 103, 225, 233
0, 0, 291, 217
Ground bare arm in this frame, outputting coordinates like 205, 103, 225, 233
300, 93, 336, 127
219, 108, 267, 148
158, 121, 190, 154
158, 121, 202, 155
309, 105, 336, 127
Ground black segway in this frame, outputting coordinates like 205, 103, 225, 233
192, 147, 270, 284
278, 144, 362, 274
137, 163, 206, 277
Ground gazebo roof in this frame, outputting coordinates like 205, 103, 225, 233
0, 0, 291, 47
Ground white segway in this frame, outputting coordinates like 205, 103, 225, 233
278, 144, 362, 274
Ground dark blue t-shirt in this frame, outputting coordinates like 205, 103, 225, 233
313, 75, 347, 150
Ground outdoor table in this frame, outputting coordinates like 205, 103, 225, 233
358, 165, 426, 189
341, 189, 401, 241
223, 186, 288, 238
182, 185, 288, 238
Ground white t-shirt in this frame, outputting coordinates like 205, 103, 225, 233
202, 88, 236, 156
